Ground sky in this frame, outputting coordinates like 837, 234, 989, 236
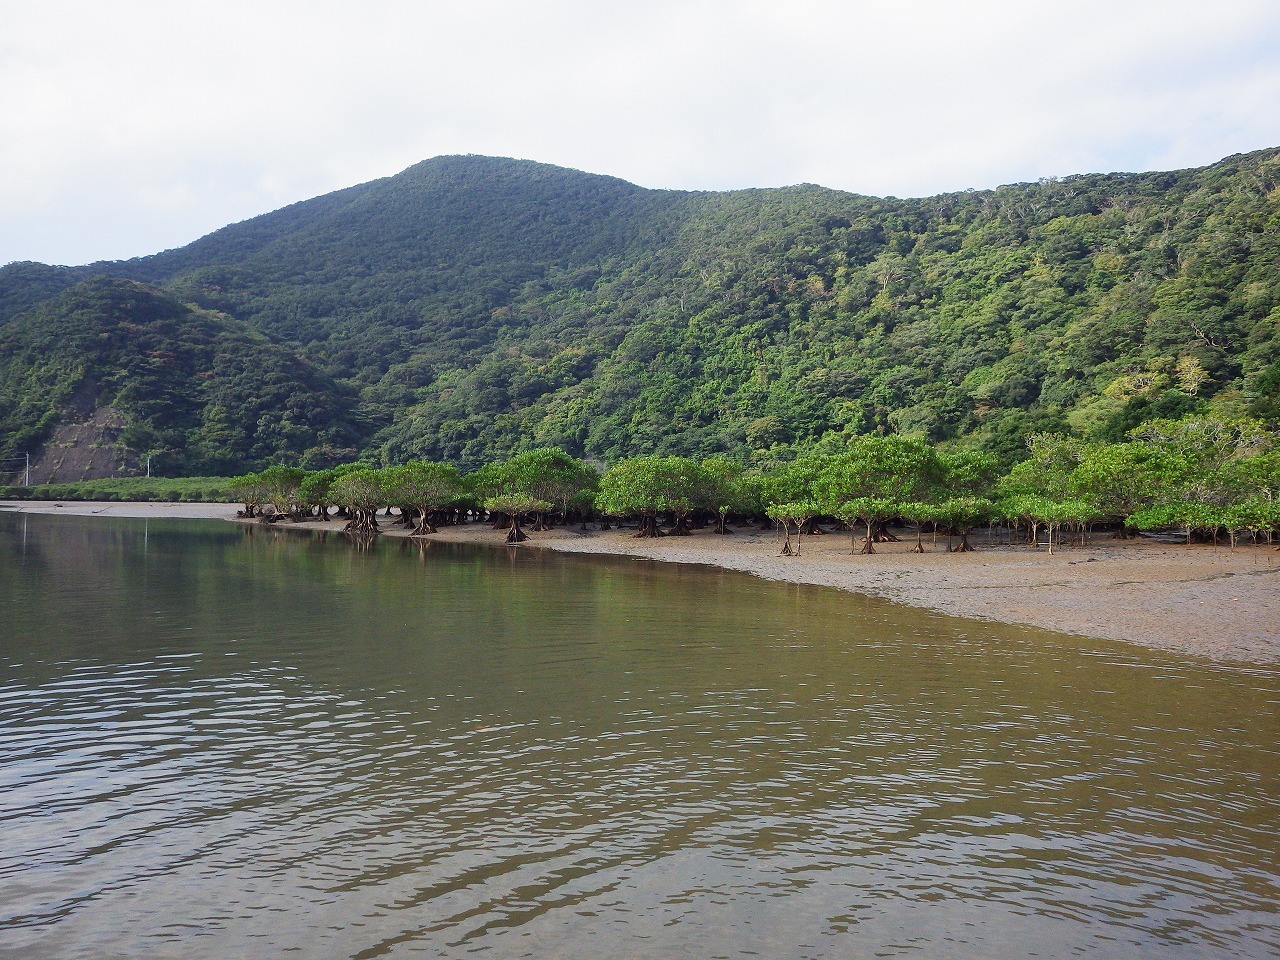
3, 0, 1279, 267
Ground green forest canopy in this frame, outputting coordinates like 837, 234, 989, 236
225, 415, 1280, 547
1, 150, 1278, 476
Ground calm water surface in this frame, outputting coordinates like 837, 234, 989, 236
0, 513, 1277, 959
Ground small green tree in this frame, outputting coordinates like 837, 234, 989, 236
833, 496, 896, 555
896, 500, 937, 553
489, 448, 599, 529
1000, 434, 1092, 502
1035, 498, 1097, 555
761, 455, 831, 507
816, 435, 938, 553
297, 462, 365, 522
257, 465, 308, 519
383, 460, 465, 535
1068, 442, 1179, 534
484, 493, 551, 544
702, 455, 759, 534
766, 500, 820, 556
938, 450, 999, 498
298, 469, 336, 522
227, 471, 265, 518
933, 496, 995, 553
999, 494, 1056, 547
596, 456, 714, 538
330, 468, 389, 536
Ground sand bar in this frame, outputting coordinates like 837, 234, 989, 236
5, 500, 1277, 663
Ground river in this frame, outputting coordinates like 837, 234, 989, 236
1, 513, 1277, 958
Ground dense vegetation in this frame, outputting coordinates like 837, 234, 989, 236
2, 150, 1278, 477
0, 476, 234, 503
0, 279, 359, 477
226, 415, 1280, 551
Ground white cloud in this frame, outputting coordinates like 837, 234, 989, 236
2, 0, 1278, 265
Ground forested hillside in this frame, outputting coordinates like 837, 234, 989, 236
1, 150, 1277, 476
0, 279, 358, 480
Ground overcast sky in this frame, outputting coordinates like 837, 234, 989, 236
3, 0, 1279, 267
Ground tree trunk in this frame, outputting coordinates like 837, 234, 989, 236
412, 510, 437, 536
633, 514, 664, 538
344, 506, 381, 536
872, 521, 900, 543
859, 518, 876, 555
950, 531, 974, 552
506, 516, 528, 543
779, 520, 797, 556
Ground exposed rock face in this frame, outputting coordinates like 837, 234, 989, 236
23, 405, 132, 484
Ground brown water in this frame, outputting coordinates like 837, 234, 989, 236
1, 512, 1277, 959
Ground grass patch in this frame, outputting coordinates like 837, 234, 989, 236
0, 477, 235, 502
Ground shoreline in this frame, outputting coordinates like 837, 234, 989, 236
5, 500, 1278, 664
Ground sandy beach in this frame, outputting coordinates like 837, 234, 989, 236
5, 499, 1277, 663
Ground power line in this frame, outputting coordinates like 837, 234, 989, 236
0, 453, 31, 485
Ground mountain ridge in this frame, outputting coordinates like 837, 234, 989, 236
2, 149, 1278, 476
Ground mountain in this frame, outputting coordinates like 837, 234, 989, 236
2, 150, 1278, 477
0, 278, 358, 481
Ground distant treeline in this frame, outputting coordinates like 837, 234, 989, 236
223, 414, 1280, 552
1, 476, 232, 503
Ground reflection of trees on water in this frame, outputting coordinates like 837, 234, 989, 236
397, 537, 434, 565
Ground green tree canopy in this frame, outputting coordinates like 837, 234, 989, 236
383, 460, 465, 535
330, 468, 390, 535
596, 455, 715, 537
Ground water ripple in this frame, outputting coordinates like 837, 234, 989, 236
1, 515, 1278, 959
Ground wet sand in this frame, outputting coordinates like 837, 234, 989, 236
5, 500, 1277, 663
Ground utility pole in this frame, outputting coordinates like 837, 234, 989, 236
0, 453, 33, 486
